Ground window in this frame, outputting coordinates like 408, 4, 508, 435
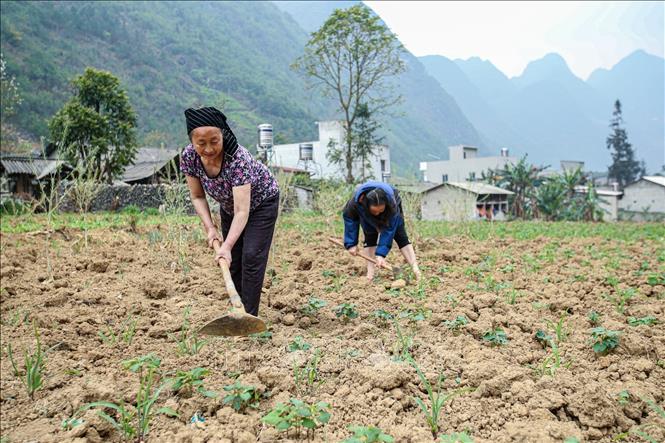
469, 172, 476, 181
463, 152, 467, 159
442, 174, 448, 183
380, 160, 386, 172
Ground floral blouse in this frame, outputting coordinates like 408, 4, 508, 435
179, 144, 279, 215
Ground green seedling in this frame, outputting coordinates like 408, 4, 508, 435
627, 316, 658, 326
406, 282, 427, 300
250, 328, 273, 344
170, 367, 216, 398
392, 321, 415, 361
222, 381, 262, 412
98, 315, 137, 346
407, 354, 472, 438
372, 309, 394, 324
443, 315, 468, 331
398, 306, 432, 323
605, 275, 620, 288
293, 350, 325, 396
532, 345, 571, 377
288, 336, 312, 352
546, 313, 569, 344
261, 398, 331, 440
587, 311, 602, 325
445, 294, 460, 308
335, 303, 359, 322
629, 394, 665, 442
342, 425, 394, 443
76, 354, 178, 441
606, 287, 638, 314
61, 417, 84, 431
300, 297, 327, 318
482, 328, 508, 346
439, 432, 474, 443
590, 327, 621, 355
169, 307, 207, 355
646, 273, 665, 286
616, 390, 630, 405
7, 323, 45, 400
505, 289, 521, 305
534, 330, 554, 348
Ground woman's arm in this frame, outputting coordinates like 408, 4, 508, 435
220, 183, 251, 252
185, 175, 221, 245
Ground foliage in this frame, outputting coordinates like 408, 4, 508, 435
98, 314, 137, 346
49, 67, 137, 183
607, 100, 644, 189
7, 323, 45, 400
589, 327, 621, 355
439, 433, 474, 443
292, 4, 404, 183
443, 315, 469, 331
334, 303, 359, 321
300, 297, 327, 318
292, 350, 325, 396
587, 310, 602, 325
342, 425, 395, 443
288, 335, 312, 352
492, 155, 547, 219
627, 316, 658, 327
222, 381, 262, 412
482, 328, 509, 346
171, 367, 216, 399
261, 398, 331, 439
169, 306, 207, 355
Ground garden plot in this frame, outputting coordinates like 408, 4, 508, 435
1, 219, 664, 443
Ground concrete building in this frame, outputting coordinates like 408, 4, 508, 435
396, 181, 514, 221
419, 145, 517, 184
574, 186, 623, 221
618, 176, 665, 221
271, 121, 390, 181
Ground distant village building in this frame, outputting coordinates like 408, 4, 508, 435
120, 147, 180, 184
0, 147, 71, 201
396, 181, 513, 221
618, 176, 665, 221
419, 145, 516, 184
573, 186, 623, 222
270, 121, 391, 181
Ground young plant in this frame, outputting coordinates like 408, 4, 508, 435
505, 289, 521, 305
629, 394, 665, 442
98, 315, 137, 346
250, 329, 273, 344
300, 297, 327, 318
342, 425, 394, 443
171, 367, 217, 398
627, 316, 658, 326
439, 432, 474, 443
616, 390, 631, 405
222, 381, 262, 412
288, 335, 312, 352
482, 328, 508, 346
587, 310, 602, 325
372, 309, 394, 324
398, 306, 432, 323
169, 307, 207, 355
407, 355, 472, 438
546, 313, 570, 344
392, 321, 415, 361
293, 350, 325, 396
261, 398, 331, 440
443, 315, 468, 332
534, 330, 554, 349
589, 327, 621, 355
532, 345, 571, 377
78, 354, 178, 441
335, 303, 359, 322
605, 287, 637, 314
7, 323, 45, 400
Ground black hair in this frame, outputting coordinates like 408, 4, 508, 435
360, 188, 396, 230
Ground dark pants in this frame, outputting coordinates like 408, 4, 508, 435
220, 193, 278, 316
362, 215, 411, 250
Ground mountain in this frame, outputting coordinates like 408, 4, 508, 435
274, 1, 484, 172
422, 52, 664, 171
1, 0, 483, 177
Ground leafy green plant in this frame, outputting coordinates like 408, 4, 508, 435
534, 330, 554, 348
646, 273, 665, 286
77, 354, 177, 441
293, 350, 325, 396
342, 425, 394, 443
222, 381, 262, 412
288, 336, 312, 352
587, 310, 602, 325
98, 314, 137, 346
439, 432, 474, 443
532, 345, 571, 377
590, 327, 621, 355
392, 321, 415, 361
7, 323, 45, 400
261, 398, 331, 439
170, 367, 216, 398
334, 303, 359, 322
606, 287, 638, 314
407, 354, 472, 438
443, 315, 468, 331
372, 309, 394, 324
616, 390, 630, 405
627, 316, 658, 326
546, 313, 569, 344
398, 306, 432, 323
300, 297, 327, 318
250, 329, 273, 344
505, 289, 521, 305
482, 328, 508, 346
169, 307, 207, 355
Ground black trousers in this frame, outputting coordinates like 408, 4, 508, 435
220, 193, 278, 316
362, 215, 411, 250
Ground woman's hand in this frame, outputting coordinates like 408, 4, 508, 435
348, 246, 358, 256
207, 227, 223, 248
375, 255, 386, 269
215, 242, 233, 267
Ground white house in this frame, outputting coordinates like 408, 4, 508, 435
270, 121, 390, 181
419, 145, 517, 184
574, 186, 623, 222
618, 176, 665, 221
396, 181, 514, 221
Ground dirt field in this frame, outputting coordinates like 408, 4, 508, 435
1, 218, 664, 442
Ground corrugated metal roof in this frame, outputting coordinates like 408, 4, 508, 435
121, 148, 179, 183
446, 182, 515, 195
394, 182, 441, 194
643, 176, 665, 187
0, 156, 67, 177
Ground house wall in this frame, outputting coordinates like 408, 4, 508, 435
421, 156, 516, 183
597, 194, 619, 221
421, 186, 476, 221
619, 180, 665, 214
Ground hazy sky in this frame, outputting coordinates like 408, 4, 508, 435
364, 1, 664, 80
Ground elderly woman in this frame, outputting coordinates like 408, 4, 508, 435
180, 106, 279, 316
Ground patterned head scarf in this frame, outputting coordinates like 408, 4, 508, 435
184, 106, 239, 159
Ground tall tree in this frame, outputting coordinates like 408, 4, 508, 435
49, 68, 137, 183
292, 4, 405, 183
0, 52, 22, 149
352, 103, 384, 181
496, 156, 547, 219
606, 100, 643, 189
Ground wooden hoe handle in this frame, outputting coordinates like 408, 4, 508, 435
212, 239, 244, 310
328, 237, 392, 270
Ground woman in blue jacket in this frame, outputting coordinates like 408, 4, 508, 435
343, 181, 421, 282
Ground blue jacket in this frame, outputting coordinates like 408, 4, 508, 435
343, 181, 402, 257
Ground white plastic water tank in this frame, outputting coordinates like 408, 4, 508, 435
299, 143, 313, 161
257, 124, 273, 150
